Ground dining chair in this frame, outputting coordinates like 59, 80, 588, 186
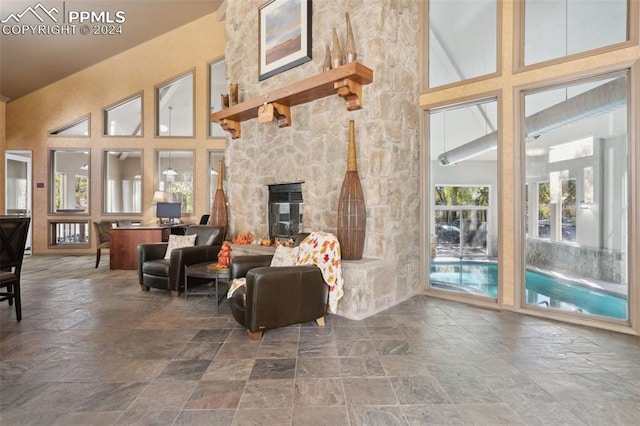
0, 216, 31, 321
93, 220, 113, 268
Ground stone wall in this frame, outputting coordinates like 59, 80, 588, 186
223, 0, 420, 319
526, 239, 626, 285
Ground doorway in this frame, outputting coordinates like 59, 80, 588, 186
5, 150, 32, 253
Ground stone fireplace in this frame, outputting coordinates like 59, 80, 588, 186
222, 0, 421, 319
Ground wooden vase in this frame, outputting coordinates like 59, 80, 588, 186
323, 44, 332, 72
210, 160, 228, 237
331, 28, 343, 69
345, 12, 357, 63
337, 120, 366, 260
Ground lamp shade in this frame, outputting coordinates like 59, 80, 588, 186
152, 191, 168, 203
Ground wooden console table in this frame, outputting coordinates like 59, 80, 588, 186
109, 224, 189, 270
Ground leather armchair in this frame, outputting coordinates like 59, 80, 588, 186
137, 225, 224, 297
229, 233, 329, 340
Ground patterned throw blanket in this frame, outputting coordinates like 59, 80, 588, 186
227, 232, 344, 313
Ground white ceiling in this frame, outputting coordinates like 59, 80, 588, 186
0, 0, 224, 101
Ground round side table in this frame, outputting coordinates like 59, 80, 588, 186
184, 262, 230, 312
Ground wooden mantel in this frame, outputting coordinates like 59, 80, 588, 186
210, 62, 374, 139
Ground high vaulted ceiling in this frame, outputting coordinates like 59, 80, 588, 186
0, 0, 224, 102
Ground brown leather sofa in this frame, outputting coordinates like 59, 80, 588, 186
137, 225, 224, 297
229, 233, 329, 340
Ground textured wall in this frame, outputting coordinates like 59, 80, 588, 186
223, 0, 421, 318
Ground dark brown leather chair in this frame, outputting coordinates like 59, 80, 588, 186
137, 225, 224, 297
229, 233, 329, 340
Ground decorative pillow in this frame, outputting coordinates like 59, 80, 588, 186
270, 246, 300, 267
164, 234, 197, 259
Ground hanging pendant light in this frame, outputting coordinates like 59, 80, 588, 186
162, 151, 177, 176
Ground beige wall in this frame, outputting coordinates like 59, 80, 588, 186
6, 13, 226, 254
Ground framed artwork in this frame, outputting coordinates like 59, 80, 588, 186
259, 0, 312, 81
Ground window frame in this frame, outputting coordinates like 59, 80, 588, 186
101, 149, 144, 216
155, 70, 196, 138
48, 114, 91, 138
49, 148, 91, 215
102, 92, 144, 137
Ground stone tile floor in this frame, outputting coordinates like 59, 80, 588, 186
0, 255, 639, 425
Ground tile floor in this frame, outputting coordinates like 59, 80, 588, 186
1, 255, 639, 425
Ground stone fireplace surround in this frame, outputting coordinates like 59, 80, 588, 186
222, 0, 421, 319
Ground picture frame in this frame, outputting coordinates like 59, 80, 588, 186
259, 0, 312, 81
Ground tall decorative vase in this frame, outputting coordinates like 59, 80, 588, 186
331, 27, 343, 69
345, 12, 357, 63
210, 160, 228, 237
337, 120, 366, 260
323, 44, 332, 72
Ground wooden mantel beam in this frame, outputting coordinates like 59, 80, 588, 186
210, 62, 373, 139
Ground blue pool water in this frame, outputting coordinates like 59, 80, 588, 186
429, 262, 628, 320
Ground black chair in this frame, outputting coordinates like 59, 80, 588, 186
93, 220, 113, 268
0, 216, 31, 321
137, 225, 225, 297
199, 214, 210, 225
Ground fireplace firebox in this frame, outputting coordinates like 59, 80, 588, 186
268, 183, 303, 241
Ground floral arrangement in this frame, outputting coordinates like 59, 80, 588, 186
232, 231, 254, 245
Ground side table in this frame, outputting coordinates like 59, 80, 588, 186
184, 262, 230, 312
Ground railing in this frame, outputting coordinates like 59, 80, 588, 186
49, 220, 90, 247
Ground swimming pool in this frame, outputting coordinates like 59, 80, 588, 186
429, 262, 628, 320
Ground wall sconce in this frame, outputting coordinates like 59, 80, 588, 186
152, 190, 168, 203
579, 200, 591, 209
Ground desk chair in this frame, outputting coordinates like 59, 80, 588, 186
0, 216, 31, 321
93, 220, 113, 268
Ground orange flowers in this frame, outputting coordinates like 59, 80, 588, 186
232, 231, 254, 245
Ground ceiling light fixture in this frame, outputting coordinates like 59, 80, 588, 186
162, 151, 178, 176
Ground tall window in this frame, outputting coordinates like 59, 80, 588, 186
428, 97, 499, 299
50, 150, 90, 214
157, 151, 194, 214
208, 151, 225, 213
209, 58, 228, 137
428, 0, 497, 88
523, 73, 629, 321
103, 93, 143, 136
523, 0, 628, 66
156, 71, 194, 137
103, 150, 142, 214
